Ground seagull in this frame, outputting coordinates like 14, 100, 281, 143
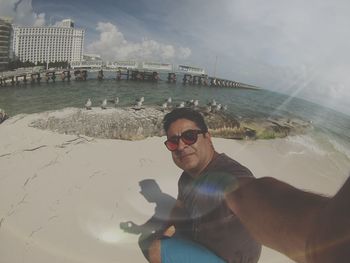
133, 96, 144, 109
161, 102, 168, 111
204, 105, 212, 114
178, 101, 185, 108
186, 99, 194, 107
133, 100, 143, 110
101, 99, 107, 109
114, 97, 119, 107
85, 98, 92, 110
216, 104, 222, 111
136, 97, 144, 103
167, 97, 172, 104
222, 105, 228, 111
193, 99, 199, 107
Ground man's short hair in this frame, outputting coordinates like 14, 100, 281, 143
163, 108, 208, 133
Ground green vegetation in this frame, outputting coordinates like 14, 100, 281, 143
7, 59, 69, 70
256, 131, 276, 139
210, 124, 291, 140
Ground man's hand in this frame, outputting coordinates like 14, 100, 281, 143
163, 225, 175, 237
120, 221, 141, 234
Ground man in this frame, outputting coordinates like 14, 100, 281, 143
147, 108, 261, 263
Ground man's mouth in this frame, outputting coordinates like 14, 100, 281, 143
179, 153, 195, 160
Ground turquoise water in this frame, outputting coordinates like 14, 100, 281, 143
1, 74, 350, 161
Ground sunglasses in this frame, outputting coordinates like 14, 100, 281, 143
164, 129, 206, 151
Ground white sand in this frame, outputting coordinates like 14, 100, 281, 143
0, 112, 349, 263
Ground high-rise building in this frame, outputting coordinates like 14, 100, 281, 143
13, 19, 84, 64
0, 17, 13, 71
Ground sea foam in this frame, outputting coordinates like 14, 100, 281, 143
287, 135, 328, 156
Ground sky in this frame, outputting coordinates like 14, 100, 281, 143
1, 0, 350, 115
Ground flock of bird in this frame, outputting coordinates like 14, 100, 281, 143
85, 97, 120, 110
84, 97, 228, 113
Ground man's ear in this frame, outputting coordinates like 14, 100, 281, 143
208, 132, 215, 149
205, 131, 213, 142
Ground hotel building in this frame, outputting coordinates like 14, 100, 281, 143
0, 17, 13, 71
13, 19, 84, 64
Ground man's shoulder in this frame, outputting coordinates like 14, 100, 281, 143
210, 153, 255, 178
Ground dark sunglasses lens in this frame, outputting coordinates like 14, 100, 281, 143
182, 130, 198, 145
165, 140, 178, 151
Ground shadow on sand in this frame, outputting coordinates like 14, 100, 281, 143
120, 179, 176, 260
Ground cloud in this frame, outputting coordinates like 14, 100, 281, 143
0, 0, 46, 26
212, 0, 350, 113
87, 22, 191, 62
178, 47, 191, 60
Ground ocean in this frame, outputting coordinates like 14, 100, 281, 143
1, 72, 350, 169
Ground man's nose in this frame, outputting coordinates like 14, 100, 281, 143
176, 138, 187, 151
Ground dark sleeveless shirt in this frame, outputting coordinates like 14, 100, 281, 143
177, 153, 261, 263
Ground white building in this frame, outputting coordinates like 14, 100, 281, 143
12, 19, 84, 64
70, 54, 103, 69
0, 17, 13, 71
141, 61, 173, 71
177, 65, 205, 75
107, 60, 138, 70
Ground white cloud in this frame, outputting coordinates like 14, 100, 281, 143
87, 22, 191, 62
214, 0, 350, 114
0, 0, 46, 26
178, 47, 192, 60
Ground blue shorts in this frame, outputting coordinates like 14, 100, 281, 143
160, 237, 225, 263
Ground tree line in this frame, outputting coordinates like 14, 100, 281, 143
6, 60, 69, 71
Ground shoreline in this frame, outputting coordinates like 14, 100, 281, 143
1, 111, 349, 263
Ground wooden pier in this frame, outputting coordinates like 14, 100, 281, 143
60, 70, 71, 81
73, 70, 88, 81
0, 69, 260, 90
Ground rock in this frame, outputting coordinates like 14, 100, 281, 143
29, 107, 312, 141
239, 117, 312, 139
0, 109, 9, 124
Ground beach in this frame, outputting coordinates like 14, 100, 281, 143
0, 110, 349, 263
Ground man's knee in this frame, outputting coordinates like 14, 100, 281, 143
148, 239, 162, 263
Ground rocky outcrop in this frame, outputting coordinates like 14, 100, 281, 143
210, 117, 312, 140
30, 107, 165, 140
29, 107, 312, 140
0, 109, 9, 124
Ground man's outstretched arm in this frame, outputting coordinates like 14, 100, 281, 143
225, 176, 330, 263
306, 176, 350, 263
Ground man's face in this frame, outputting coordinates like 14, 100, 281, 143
166, 118, 214, 177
